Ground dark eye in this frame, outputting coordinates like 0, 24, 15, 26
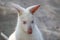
23, 21, 26, 24
31, 21, 34, 23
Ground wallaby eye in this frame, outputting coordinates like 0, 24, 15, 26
31, 21, 34, 23
23, 21, 26, 24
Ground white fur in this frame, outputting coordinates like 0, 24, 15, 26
8, 3, 44, 40
8, 25, 44, 40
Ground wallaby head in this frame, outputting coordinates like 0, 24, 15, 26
11, 3, 40, 34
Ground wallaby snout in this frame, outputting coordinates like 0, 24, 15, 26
27, 27, 32, 34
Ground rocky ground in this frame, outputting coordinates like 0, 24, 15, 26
0, 0, 60, 40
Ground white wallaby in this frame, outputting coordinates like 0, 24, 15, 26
8, 3, 44, 40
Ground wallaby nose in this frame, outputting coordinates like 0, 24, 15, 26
27, 27, 32, 34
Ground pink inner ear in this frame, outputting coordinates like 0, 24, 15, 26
30, 5, 40, 14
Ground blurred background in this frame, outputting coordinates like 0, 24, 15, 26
0, 0, 60, 40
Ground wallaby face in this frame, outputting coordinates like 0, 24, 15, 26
20, 11, 34, 34
11, 3, 40, 34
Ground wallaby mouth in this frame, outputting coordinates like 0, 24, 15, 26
27, 27, 32, 34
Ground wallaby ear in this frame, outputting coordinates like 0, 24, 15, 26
10, 3, 25, 16
26, 4, 40, 14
